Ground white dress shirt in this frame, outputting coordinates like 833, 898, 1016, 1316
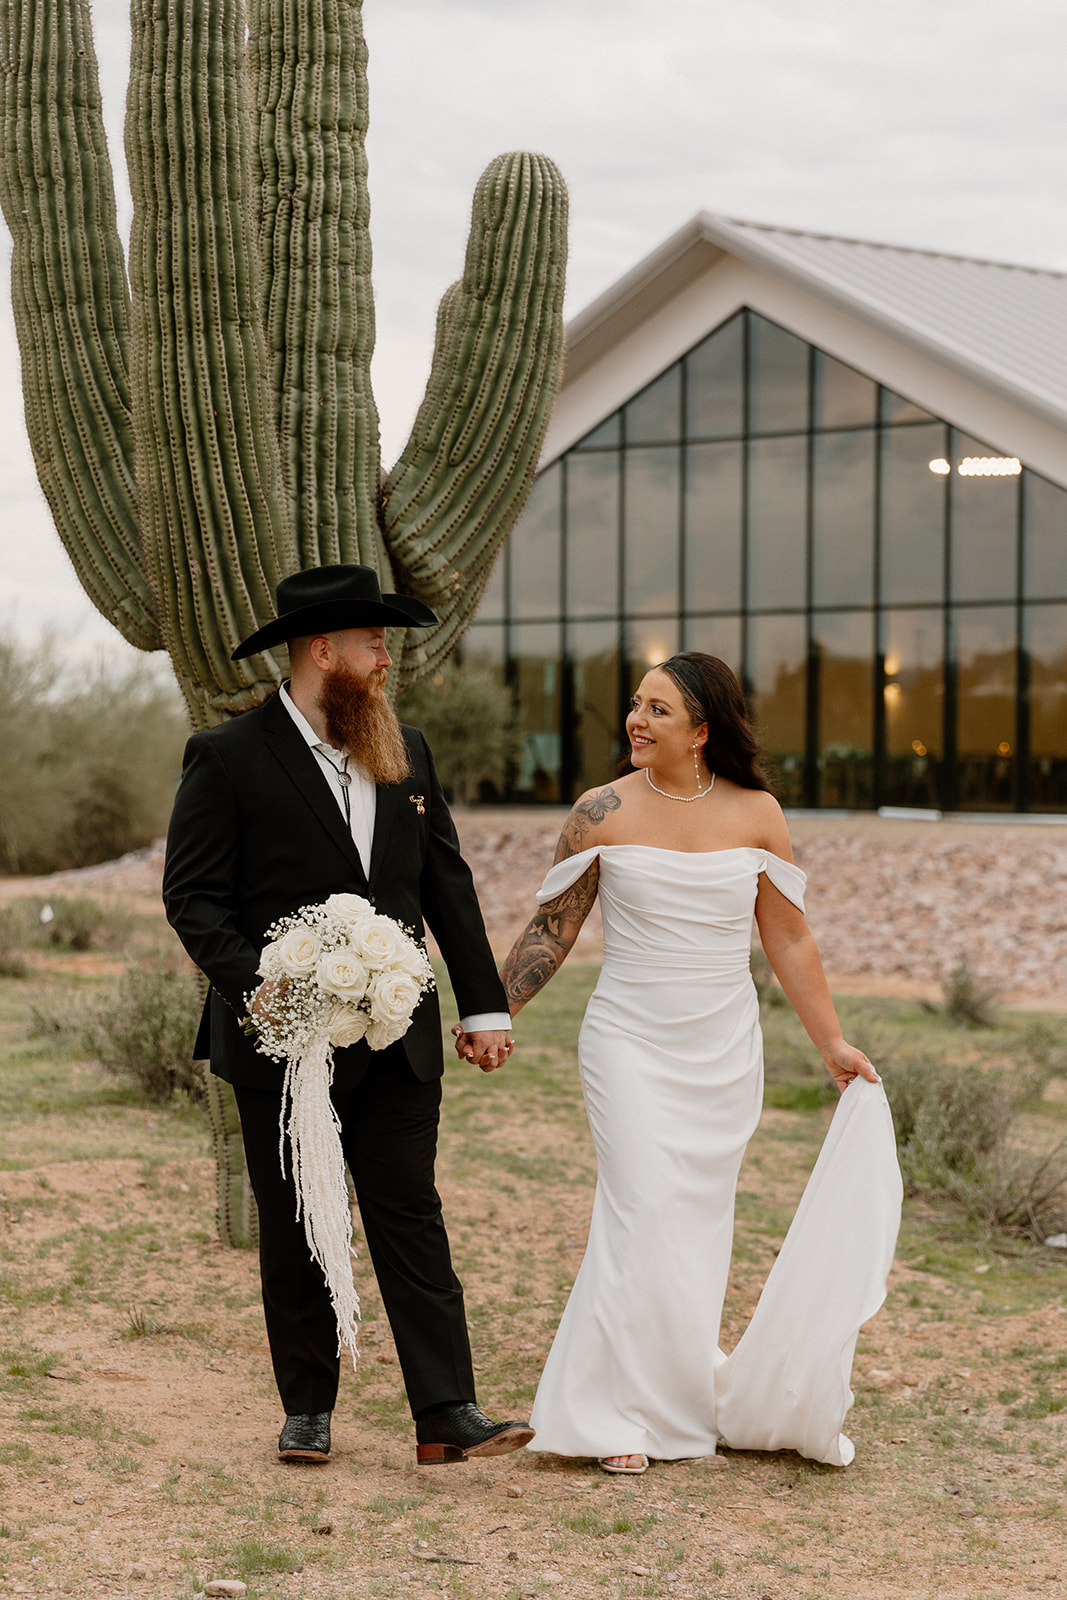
278, 684, 510, 1039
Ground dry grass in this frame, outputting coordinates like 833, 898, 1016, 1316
0, 958, 1064, 1599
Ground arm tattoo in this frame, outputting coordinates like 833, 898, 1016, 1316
552, 784, 622, 864
500, 858, 600, 1011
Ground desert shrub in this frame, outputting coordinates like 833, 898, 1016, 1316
395, 657, 518, 805
0, 635, 187, 875
942, 954, 1001, 1028
0, 907, 28, 978
886, 1050, 1066, 1239
35, 896, 109, 952
81, 964, 203, 1104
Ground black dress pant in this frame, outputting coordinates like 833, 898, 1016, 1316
233, 1044, 476, 1418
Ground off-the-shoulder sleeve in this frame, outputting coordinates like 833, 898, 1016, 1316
760, 852, 806, 912
536, 846, 601, 905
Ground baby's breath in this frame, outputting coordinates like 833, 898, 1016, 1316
243, 897, 436, 1366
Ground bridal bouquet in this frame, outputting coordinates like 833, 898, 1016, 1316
247, 893, 435, 1363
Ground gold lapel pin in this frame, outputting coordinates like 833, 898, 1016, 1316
409, 794, 425, 816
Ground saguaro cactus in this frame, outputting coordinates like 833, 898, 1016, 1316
0, 0, 567, 1241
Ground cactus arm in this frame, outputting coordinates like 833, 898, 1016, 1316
125, 0, 297, 724
202, 1068, 258, 1250
0, 0, 160, 651
379, 152, 568, 684
249, 0, 384, 574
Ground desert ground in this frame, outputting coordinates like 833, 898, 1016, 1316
0, 811, 1064, 1598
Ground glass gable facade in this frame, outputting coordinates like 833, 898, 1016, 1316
464, 309, 1067, 811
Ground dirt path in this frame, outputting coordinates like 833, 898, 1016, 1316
0, 1065, 1065, 1599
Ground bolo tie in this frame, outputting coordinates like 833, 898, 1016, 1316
319, 747, 353, 829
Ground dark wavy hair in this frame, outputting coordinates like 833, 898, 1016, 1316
620, 652, 773, 792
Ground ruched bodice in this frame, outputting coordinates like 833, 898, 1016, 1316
538, 845, 805, 975
527, 844, 901, 1468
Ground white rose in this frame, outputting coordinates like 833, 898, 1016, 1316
316, 946, 370, 1004
367, 968, 422, 1030
277, 925, 322, 978
392, 937, 433, 982
257, 939, 283, 979
325, 892, 375, 929
326, 1002, 370, 1049
352, 915, 408, 969
366, 1016, 409, 1052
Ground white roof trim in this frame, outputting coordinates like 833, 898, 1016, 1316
552, 214, 1067, 476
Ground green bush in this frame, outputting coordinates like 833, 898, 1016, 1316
885, 1049, 1066, 1239
395, 657, 517, 805
82, 964, 203, 1104
0, 635, 187, 875
0, 907, 28, 978
942, 954, 1001, 1028
35, 896, 109, 952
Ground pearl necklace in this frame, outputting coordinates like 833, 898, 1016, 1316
645, 768, 716, 802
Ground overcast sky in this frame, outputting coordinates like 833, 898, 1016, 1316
3, 0, 1067, 657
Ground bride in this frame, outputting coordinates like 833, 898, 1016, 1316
488, 652, 901, 1475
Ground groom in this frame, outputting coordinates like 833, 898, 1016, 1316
163, 565, 532, 1466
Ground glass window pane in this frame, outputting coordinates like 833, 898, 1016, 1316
626, 617, 680, 692
1026, 603, 1067, 809
567, 620, 620, 793
455, 626, 507, 801
747, 434, 807, 609
474, 549, 505, 622
812, 429, 875, 606
685, 314, 743, 439
881, 388, 935, 425
461, 622, 505, 669
813, 351, 877, 430
954, 606, 1017, 811
684, 441, 742, 611
565, 452, 619, 617
747, 614, 807, 805
512, 622, 561, 802
951, 433, 1020, 602
682, 615, 742, 676
812, 612, 873, 807
510, 463, 561, 619
882, 608, 943, 808
573, 412, 621, 451
624, 447, 680, 615
748, 314, 809, 435
1024, 470, 1067, 599
624, 365, 681, 445
880, 423, 947, 605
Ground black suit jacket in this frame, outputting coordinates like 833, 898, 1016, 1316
162, 692, 507, 1091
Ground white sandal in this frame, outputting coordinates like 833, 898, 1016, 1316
599, 1453, 649, 1475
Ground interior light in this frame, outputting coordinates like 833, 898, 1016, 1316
644, 645, 667, 666
928, 458, 951, 475
883, 683, 901, 704
884, 652, 900, 677
911, 739, 927, 756
997, 741, 1012, 756
958, 456, 1021, 477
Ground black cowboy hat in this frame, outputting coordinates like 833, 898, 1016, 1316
231, 565, 438, 660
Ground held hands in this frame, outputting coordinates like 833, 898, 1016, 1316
251, 976, 289, 1024
820, 1038, 880, 1094
451, 1025, 514, 1073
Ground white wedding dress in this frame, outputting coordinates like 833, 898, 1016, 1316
527, 845, 902, 1467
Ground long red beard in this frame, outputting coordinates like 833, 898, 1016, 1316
318, 663, 412, 786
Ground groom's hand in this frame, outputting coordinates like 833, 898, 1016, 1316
451, 1025, 513, 1073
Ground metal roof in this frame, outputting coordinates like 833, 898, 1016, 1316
566, 213, 1067, 434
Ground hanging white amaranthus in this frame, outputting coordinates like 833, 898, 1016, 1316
246, 894, 435, 1363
